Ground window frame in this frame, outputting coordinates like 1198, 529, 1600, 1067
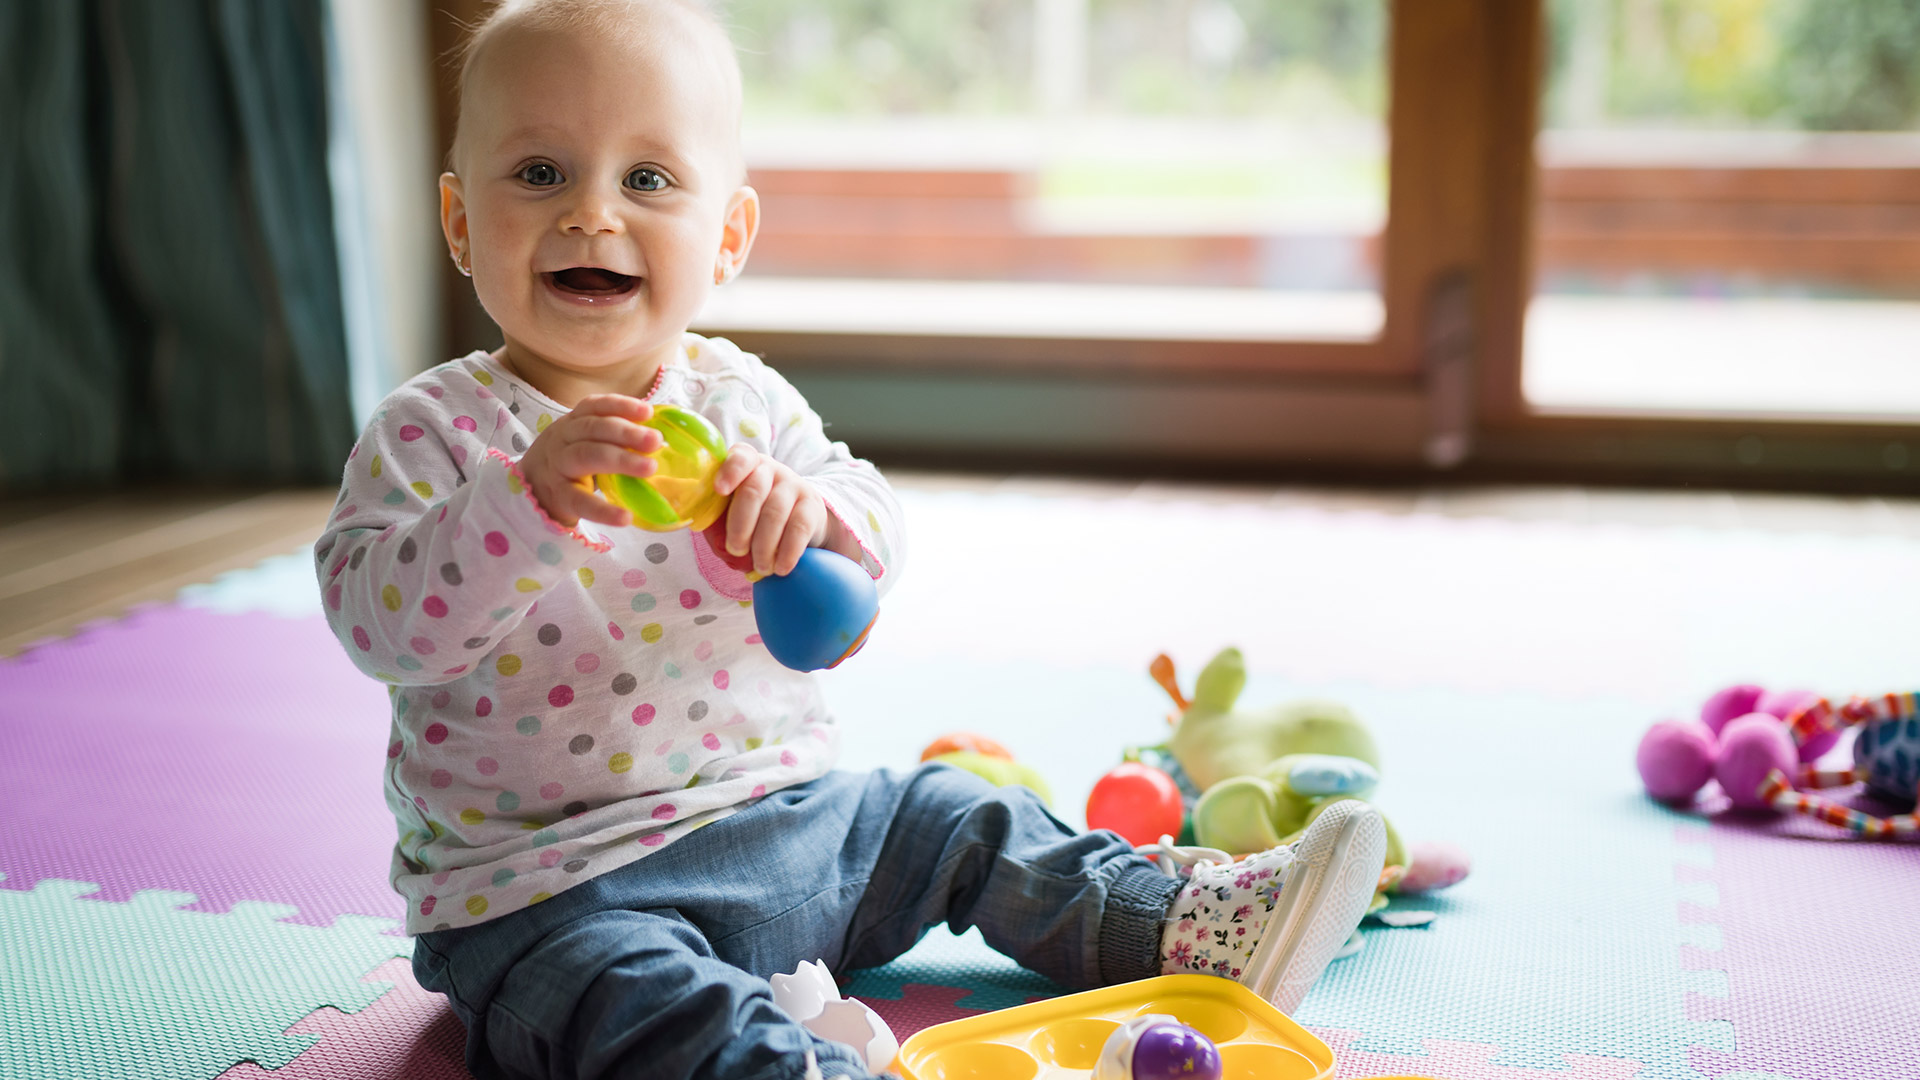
426, 0, 1920, 487
1466, 0, 1920, 487
719, 0, 1482, 385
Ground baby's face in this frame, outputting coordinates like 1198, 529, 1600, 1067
444, 20, 752, 377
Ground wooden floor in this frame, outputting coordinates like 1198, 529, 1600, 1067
0, 488, 338, 657
4, 477, 1918, 658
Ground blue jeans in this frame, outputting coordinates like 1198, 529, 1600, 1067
411, 763, 1179, 1080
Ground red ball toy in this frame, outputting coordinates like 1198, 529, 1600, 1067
1086, 763, 1184, 846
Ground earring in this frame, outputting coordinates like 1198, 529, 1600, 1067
714, 261, 731, 285
453, 250, 472, 277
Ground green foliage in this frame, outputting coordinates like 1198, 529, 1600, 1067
1542, 0, 1920, 131
724, 0, 1916, 129
721, 0, 1385, 120
1086, 0, 1385, 118
1778, 0, 1920, 129
725, 0, 1032, 114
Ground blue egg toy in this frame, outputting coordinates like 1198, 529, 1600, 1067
752, 548, 879, 672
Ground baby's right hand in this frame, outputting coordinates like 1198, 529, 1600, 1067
516, 395, 663, 528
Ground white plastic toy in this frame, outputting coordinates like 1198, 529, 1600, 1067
770, 959, 899, 1076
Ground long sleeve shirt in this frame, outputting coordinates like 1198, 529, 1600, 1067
314, 334, 903, 932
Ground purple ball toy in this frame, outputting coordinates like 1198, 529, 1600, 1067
1715, 713, 1798, 810
1637, 718, 1718, 803
1130, 1023, 1222, 1080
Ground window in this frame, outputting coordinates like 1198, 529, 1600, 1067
701, 0, 1391, 345
1526, 0, 1920, 420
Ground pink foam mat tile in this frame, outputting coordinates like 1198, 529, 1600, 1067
0, 604, 401, 927
202, 965, 1005, 1080
852, 983, 994, 1042
1677, 820, 1920, 1080
1314, 1030, 1645, 1080
216, 958, 471, 1080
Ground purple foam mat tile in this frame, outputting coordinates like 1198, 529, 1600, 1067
1685, 818, 1920, 1080
0, 604, 404, 927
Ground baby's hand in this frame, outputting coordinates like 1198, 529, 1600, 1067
709, 443, 827, 576
516, 395, 663, 528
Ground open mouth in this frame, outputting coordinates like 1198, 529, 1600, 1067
545, 267, 638, 299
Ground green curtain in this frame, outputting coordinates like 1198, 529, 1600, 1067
0, 0, 354, 490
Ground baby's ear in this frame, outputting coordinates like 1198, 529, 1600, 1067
716, 185, 759, 281
440, 172, 469, 264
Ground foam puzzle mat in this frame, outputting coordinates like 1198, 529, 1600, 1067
0, 875, 404, 1079
3, 487, 1916, 1079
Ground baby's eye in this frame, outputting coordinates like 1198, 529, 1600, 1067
625, 167, 667, 192
519, 162, 562, 187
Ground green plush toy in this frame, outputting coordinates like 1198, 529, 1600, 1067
928, 749, 1055, 807
1148, 647, 1406, 873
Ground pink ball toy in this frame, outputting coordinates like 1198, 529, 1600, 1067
1399, 840, 1473, 893
1699, 684, 1764, 736
1637, 718, 1718, 802
1754, 688, 1838, 762
1715, 713, 1798, 810
1643, 686, 1920, 837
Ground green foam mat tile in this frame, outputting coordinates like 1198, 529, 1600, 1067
831, 660, 1724, 1077
0, 874, 408, 1080
840, 925, 1066, 1013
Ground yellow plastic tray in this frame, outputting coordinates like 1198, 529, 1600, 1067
890, 974, 1334, 1080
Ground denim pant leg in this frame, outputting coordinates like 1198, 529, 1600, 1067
415, 904, 866, 1080
408, 765, 1178, 1080
837, 762, 1180, 990
412, 771, 895, 1080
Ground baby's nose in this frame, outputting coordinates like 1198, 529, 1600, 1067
560, 187, 623, 234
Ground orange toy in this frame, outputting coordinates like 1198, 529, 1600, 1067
919, 732, 1013, 763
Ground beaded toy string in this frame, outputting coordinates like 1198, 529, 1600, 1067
1756, 692, 1919, 838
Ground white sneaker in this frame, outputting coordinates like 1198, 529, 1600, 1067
1143, 799, 1387, 1014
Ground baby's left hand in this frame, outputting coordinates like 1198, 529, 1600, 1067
709, 444, 827, 576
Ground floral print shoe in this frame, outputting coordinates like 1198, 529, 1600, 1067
1145, 799, 1387, 1014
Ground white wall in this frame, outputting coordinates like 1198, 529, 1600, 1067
329, 0, 443, 411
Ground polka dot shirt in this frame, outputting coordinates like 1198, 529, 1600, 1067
316, 334, 903, 932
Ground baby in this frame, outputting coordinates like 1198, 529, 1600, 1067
314, 2, 1385, 1078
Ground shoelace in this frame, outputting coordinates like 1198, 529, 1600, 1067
801, 1049, 852, 1080
1134, 834, 1236, 878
